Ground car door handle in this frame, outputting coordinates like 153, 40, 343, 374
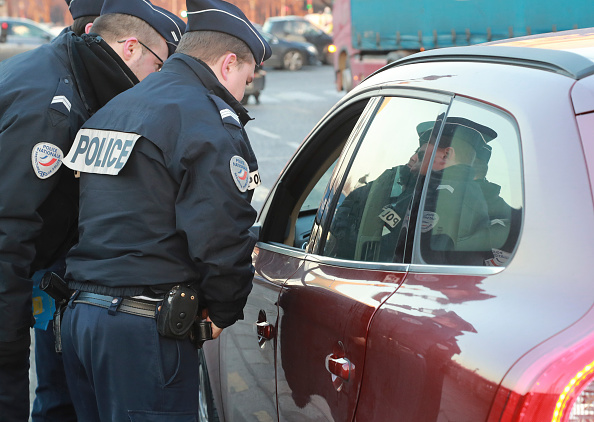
256, 321, 275, 341
325, 354, 353, 382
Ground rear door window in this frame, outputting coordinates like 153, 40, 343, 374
413, 97, 523, 266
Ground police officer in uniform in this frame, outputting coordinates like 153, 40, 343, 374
30, 5, 106, 422
418, 118, 493, 265
0, 1, 184, 420
64, 0, 103, 36
60, 0, 271, 420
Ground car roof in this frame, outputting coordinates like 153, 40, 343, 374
381, 27, 594, 80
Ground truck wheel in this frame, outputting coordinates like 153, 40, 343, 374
198, 349, 220, 422
283, 50, 304, 71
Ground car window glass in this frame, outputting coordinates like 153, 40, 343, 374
301, 162, 336, 213
415, 98, 522, 266
260, 100, 370, 248
9, 23, 47, 38
322, 96, 449, 263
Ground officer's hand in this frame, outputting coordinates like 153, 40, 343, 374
207, 317, 223, 339
201, 309, 223, 339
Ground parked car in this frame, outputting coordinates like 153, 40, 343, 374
200, 27, 594, 422
0, 17, 55, 62
263, 16, 333, 64
261, 30, 318, 71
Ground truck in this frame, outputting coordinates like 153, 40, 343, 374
333, 0, 594, 91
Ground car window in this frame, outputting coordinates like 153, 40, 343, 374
9, 22, 48, 39
322, 96, 449, 263
414, 97, 523, 266
259, 100, 371, 248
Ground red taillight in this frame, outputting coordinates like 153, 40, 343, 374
1, 22, 8, 30
487, 332, 594, 422
552, 361, 594, 421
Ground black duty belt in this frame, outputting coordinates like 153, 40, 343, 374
74, 291, 159, 318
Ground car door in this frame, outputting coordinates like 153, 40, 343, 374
272, 93, 452, 421
353, 96, 525, 421
216, 95, 374, 421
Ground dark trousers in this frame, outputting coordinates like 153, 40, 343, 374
61, 300, 200, 421
31, 320, 76, 422
0, 335, 30, 422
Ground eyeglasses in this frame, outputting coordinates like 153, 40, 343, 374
117, 39, 164, 70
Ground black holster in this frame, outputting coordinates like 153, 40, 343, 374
40, 272, 71, 353
157, 284, 213, 348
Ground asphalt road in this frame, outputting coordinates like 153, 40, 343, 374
242, 63, 345, 212
28, 63, 344, 418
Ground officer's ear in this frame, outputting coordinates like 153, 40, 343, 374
220, 52, 238, 81
117, 37, 141, 63
443, 146, 456, 163
84, 22, 93, 34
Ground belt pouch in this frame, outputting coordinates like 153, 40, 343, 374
157, 285, 200, 339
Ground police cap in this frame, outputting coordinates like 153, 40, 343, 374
185, 0, 272, 65
101, 0, 186, 56
416, 121, 434, 146
66, 0, 103, 20
441, 117, 497, 161
417, 117, 497, 156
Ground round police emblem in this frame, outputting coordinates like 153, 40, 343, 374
421, 211, 439, 233
31, 142, 64, 179
230, 155, 250, 192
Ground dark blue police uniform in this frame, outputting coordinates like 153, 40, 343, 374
62, 53, 261, 420
0, 0, 185, 419
60, 1, 271, 418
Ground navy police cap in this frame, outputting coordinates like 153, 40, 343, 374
416, 117, 497, 154
101, 0, 186, 57
65, 0, 103, 20
185, 0, 272, 65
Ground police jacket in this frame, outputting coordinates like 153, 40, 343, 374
421, 164, 491, 265
0, 31, 138, 342
65, 54, 259, 328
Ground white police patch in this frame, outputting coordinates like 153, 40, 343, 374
230, 155, 250, 192
64, 129, 141, 175
248, 170, 261, 190
31, 142, 64, 179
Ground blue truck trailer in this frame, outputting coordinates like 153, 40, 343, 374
333, 0, 594, 91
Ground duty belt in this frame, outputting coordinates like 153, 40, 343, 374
74, 291, 159, 318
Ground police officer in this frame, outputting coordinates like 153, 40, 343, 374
60, 0, 271, 419
64, 0, 103, 36
418, 118, 493, 265
0, 1, 184, 420
30, 6, 106, 422
327, 126, 430, 262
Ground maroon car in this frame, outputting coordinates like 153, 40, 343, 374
200, 28, 594, 422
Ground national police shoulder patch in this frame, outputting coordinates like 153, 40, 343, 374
31, 142, 64, 179
230, 155, 250, 192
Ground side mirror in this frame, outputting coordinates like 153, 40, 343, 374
0, 22, 8, 43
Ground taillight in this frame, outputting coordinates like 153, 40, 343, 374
487, 332, 594, 422
555, 362, 594, 421
1, 22, 8, 30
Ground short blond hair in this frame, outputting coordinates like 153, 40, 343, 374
176, 30, 253, 65
91, 13, 162, 50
